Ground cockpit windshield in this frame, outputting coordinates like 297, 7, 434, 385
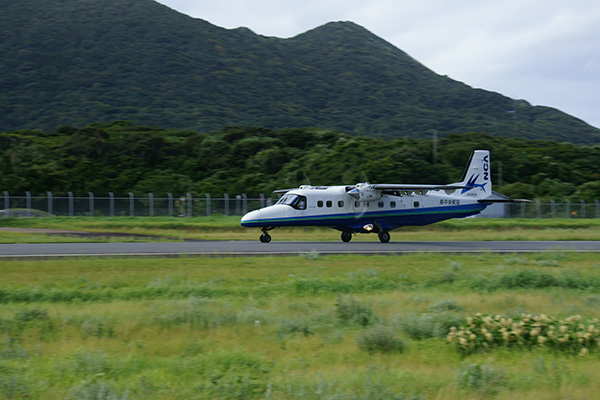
277, 194, 299, 206
276, 194, 306, 210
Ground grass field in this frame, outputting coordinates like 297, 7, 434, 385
1, 216, 599, 243
2, 252, 600, 399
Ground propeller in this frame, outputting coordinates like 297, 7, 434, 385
346, 183, 382, 220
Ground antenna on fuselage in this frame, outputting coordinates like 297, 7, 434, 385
303, 172, 312, 186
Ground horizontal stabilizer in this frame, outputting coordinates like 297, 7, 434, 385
478, 198, 532, 203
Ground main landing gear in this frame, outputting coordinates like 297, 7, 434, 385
259, 227, 273, 243
378, 231, 391, 243
339, 230, 391, 243
341, 231, 353, 242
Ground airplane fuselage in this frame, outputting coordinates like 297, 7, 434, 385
241, 185, 487, 233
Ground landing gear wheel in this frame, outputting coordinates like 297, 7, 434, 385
378, 231, 390, 243
341, 231, 352, 243
259, 233, 272, 243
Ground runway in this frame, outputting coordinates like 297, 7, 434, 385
1, 241, 600, 259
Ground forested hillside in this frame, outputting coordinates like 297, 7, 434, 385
1, 0, 599, 144
2, 122, 599, 200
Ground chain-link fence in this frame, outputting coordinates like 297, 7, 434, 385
1, 191, 599, 218
0, 192, 273, 218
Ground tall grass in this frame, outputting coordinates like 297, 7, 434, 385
1, 253, 600, 398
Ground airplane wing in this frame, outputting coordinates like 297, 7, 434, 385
372, 184, 470, 191
372, 184, 471, 195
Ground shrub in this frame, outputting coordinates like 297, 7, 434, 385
399, 312, 465, 340
0, 374, 30, 400
66, 381, 131, 400
276, 317, 314, 337
456, 362, 507, 395
81, 317, 114, 338
335, 296, 376, 326
356, 325, 406, 354
448, 313, 600, 355
428, 299, 463, 312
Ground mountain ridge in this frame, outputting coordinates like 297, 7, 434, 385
1, 0, 599, 144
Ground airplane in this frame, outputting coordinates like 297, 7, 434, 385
241, 150, 526, 243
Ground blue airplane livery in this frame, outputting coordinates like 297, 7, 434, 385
241, 150, 525, 243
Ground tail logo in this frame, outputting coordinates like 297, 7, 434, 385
460, 154, 490, 194
461, 174, 488, 194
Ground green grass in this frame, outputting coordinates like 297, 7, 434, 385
1, 216, 599, 243
2, 253, 600, 399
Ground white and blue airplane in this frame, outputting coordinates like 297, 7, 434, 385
241, 150, 522, 243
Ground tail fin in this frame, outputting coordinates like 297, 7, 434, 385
452, 150, 491, 198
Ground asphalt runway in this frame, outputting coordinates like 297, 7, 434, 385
1, 241, 600, 259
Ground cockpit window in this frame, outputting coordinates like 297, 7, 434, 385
276, 194, 306, 210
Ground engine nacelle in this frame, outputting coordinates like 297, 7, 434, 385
347, 183, 382, 202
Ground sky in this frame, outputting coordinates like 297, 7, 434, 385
156, 0, 600, 129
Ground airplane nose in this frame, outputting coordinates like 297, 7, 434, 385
240, 209, 262, 227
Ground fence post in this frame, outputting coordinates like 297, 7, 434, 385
580, 199, 585, 219
596, 200, 600, 219
521, 201, 525, 218
109, 192, 114, 217
565, 199, 571, 218
235, 195, 241, 215
68, 192, 74, 217
3, 191, 9, 218
535, 198, 541, 219
88, 192, 94, 217
25, 191, 31, 217
224, 193, 229, 216
259, 193, 265, 209
129, 193, 134, 217
242, 193, 247, 215
550, 199, 556, 219
47, 192, 53, 217
149, 193, 154, 217
168, 193, 173, 217
205, 193, 211, 216
187, 193, 192, 217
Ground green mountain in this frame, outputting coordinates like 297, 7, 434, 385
1, 0, 599, 144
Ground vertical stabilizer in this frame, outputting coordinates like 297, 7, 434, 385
452, 150, 491, 198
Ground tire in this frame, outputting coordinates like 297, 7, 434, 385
341, 231, 352, 242
260, 233, 271, 243
378, 231, 390, 243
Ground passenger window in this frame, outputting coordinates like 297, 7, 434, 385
390, 201, 396, 208
413, 201, 420, 208
338, 200, 344, 208
378, 201, 384, 208
326, 200, 332, 208
354, 201, 360, 208
317, 200, 323, 208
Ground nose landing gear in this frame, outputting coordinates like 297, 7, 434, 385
259, 227, 273, 243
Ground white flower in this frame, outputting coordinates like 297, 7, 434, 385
538, 336, 547, 345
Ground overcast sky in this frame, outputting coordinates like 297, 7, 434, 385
157, 0, 600, 129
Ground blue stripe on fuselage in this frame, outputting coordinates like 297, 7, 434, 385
241, 203, 487, 230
